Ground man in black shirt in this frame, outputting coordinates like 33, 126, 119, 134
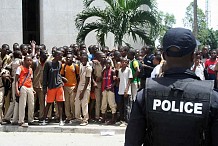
125, 28, 218, 146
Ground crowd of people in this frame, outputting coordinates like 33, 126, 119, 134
0, 40, 216, 127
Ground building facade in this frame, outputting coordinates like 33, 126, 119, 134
0, 0, 144, 51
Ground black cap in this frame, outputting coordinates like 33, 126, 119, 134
163, 28, 196, 57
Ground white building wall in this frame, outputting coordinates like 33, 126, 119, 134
40, 0, 145, 51
0, 0, 23, 47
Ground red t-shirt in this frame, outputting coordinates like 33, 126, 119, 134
205, 59, 217, 74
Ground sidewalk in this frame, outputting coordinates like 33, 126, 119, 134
0, 122, 126, 134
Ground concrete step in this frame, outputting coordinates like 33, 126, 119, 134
0, 123, 126, 134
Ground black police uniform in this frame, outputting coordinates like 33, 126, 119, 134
125, 68, 218, 146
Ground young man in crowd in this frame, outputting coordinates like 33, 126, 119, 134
75, 54, 92, 126
92, 51, 106, 121
101, 59, 117, 124
112, 50, 122, 121
0, 44, 12, 114
60, 54, 78, 123
3, 50, 22, 124
42, 49, 65, 126
127, 49, 140, 101
205, 50, 217, 88
32, 50, 48, 121
140, 45, 155, 88
15, 55, 35, 127
150, 54, 162, 78
118, 57, 133, 127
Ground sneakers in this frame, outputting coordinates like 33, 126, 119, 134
59, 121, 65, 126
119, 121, 127, 127
80, 121, 88, 126
19, 123, 29, 127
2, 119, 11, 124
28, 121, 37, 126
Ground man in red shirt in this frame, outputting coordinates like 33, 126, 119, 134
15, 55, 35, 127
205, 50, 217, 88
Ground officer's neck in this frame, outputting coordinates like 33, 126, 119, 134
165, 64, 191, 71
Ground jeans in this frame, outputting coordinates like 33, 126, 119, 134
119, 94, 132, 123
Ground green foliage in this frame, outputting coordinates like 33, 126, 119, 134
76, 0, 160, 47
157, 11, 176, 45
206, 29, 218, 50
183, 2, 218, 49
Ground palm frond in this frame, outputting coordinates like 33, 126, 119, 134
83, 0, 95, 8
126, 0, 152, 11
75, 7, 107, 29
130, 28, 153, 45
122, 40, 132, 49
97, 31, 106, 47
76, 22, 104, 44
117, 0, 126, 9
104, 0, 116, 10
84, 0, 116, 10
130, 10, 157, 26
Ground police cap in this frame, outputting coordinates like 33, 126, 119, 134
163, 28, 196, 57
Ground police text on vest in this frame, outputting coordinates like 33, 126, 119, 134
153, 99, 203, 114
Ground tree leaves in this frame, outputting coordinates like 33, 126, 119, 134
76, 0, 159, 48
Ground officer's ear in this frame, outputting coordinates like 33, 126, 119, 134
190, 52, 195, 62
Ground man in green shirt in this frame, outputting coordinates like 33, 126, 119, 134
127, 49, 140, 101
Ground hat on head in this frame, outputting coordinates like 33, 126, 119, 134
163, 27, 196, 57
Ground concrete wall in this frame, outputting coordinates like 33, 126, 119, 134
40, 0, 146, 51
40, 0, 79, 50
0, 0, 23, 47
40, 0, 115, 51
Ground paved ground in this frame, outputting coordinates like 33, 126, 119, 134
0, 132, 125, 146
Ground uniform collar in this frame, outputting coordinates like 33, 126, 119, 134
164, 68, 201, 80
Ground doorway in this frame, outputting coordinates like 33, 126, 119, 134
22, 0, 40, 44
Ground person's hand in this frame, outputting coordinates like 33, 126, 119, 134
96, 77, 101, 82
30, 40, 36, 47
93, 82, 98, 88
124, 89, 128, 98
106, 86, 111, 91
79, 91, 85, 100
73, 87, 77, 92
43, 89, 47, 96
62, 77, 68, 83
142, 64, 148, 68
16, 90, 20, 97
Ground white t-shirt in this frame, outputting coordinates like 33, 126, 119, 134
191, 64, 205, 80
118, 67, 133, 95
150, 64, 161, 78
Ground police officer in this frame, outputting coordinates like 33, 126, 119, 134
125, 28, 218, 146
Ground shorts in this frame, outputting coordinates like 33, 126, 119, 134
46, 87, 65, 103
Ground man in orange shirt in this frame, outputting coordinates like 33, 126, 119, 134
15, 55, 35, 127
60, 54, 79, 122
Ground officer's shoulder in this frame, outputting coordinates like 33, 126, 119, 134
135, 88, 145, 105
210, 90, 218, 109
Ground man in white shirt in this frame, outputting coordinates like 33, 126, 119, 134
118, 58, 133, 126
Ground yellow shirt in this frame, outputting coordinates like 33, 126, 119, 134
60, 64, 79, 87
